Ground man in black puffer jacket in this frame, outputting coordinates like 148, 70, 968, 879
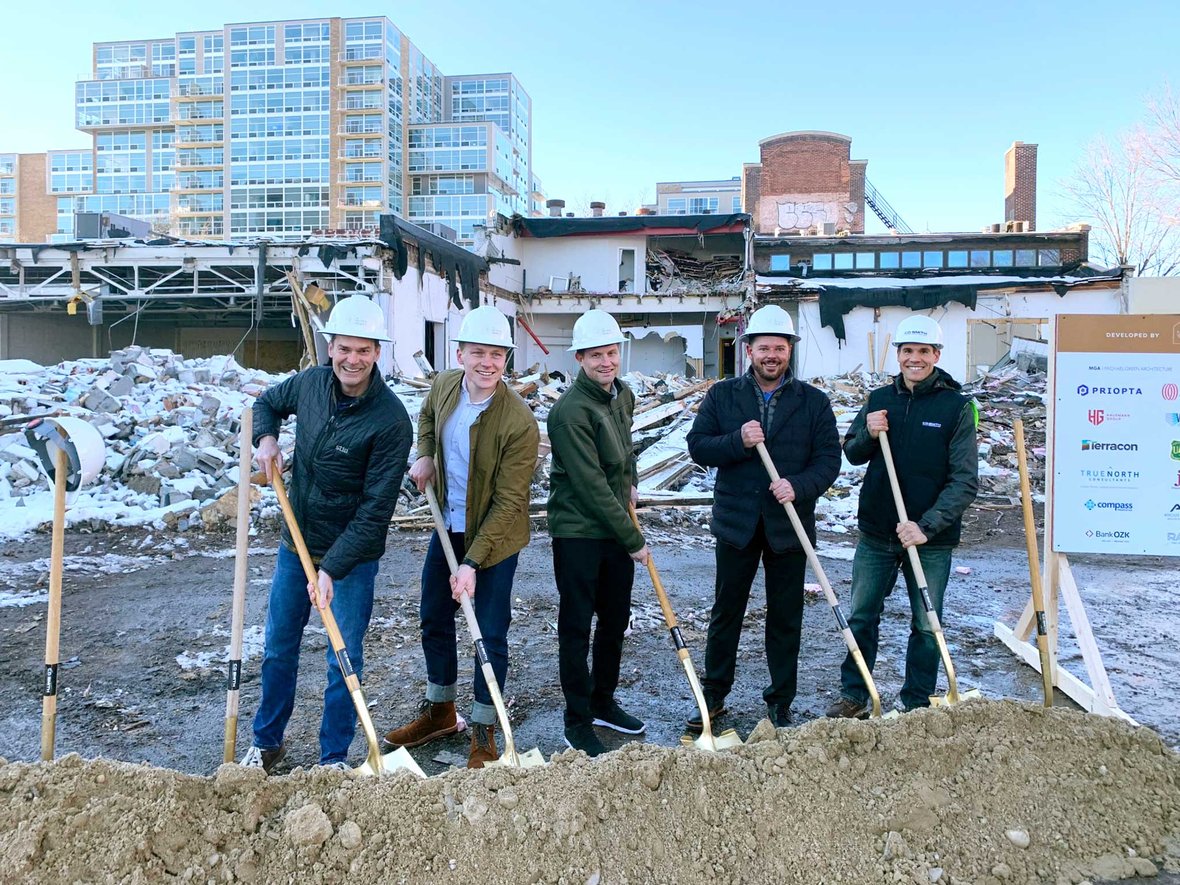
826, 314, 978, 719
241, 296, 411, 772
687, 305, 841, 730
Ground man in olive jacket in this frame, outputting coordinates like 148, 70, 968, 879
382, 306, 539, 768
687, 305, 841, 729
548, 310, 650, 757
244, 296, 411, 772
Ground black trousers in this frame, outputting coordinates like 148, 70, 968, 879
702, 519, 807, 708
554, 536, 635, 727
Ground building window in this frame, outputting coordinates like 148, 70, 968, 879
970, 250, 990, 268
947, 250, 968, 268
834, 253, 854, 270
688, 197, 718, 214
769, 254, 791, 271
923, 251, 944, 268
1015, 249, 1036, 267
993, 249, 1014, 267
855, 252, 875, 269
901, 251, 921, 269
732, 196, 741, 213
666, 197, 686, 215
1038, 248, 1060, 266
812, 253, 833, 270
879, 252, 900, 269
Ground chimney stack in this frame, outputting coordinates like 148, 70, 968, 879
1004, 142, 1037, 231
590, 201, 606, 217
546, 198, 565, 218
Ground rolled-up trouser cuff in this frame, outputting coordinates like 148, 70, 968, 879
425, 681, 457, 703
471, 701, 497, 726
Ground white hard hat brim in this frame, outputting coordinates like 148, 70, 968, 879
319, 329, 393, 343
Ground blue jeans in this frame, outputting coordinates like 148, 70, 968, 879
419, 530, 518, 726
252, 546, 378, 764
839, 534, 954, 711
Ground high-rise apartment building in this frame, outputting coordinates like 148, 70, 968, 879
3, 16, 537, 246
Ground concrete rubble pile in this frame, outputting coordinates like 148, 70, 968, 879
0, 348, 286, 537
0, 350, 1049, 541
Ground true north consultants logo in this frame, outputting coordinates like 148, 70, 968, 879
1076, 384, 1143, 397
1078, 468, 1140, 487
1084, 499, 1132, 512
1081, 440, 1138, 452
1164, 382, 1179, 402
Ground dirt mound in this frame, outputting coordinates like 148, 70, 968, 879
2, 702, 1178, 884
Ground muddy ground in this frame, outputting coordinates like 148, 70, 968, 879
1, 502, 1178, 883
0, 501, 1175, 773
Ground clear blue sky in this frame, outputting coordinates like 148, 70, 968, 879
2, 0, 1177, 233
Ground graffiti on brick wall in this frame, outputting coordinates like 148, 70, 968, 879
773, 199, 858, 230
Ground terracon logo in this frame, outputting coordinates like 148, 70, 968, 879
1081, 440, 1138, 452
1164, 383, 1180, 402
1084, 499, 1132, 512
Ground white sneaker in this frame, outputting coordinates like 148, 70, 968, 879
239, 746, 264, 768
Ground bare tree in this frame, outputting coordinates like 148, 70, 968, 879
1061, 130, 1180, 276
1145, 83, 1180, 187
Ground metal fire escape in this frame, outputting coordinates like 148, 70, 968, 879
863, 178, 914, 234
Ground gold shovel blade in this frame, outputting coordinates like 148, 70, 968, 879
679, 727, 744, 752
928, 687, 983, 708
484, 745, 546, 768
355, 746, 426, 778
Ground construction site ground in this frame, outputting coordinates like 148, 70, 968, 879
1, 503, 1178, 884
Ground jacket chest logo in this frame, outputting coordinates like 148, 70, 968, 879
921, 421, 942, 429
334, 444, 350, 455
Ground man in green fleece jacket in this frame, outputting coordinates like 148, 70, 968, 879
547, 309, 650, 757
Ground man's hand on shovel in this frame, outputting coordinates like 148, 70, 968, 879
255, 435, 283, 483
309, 569, 334, 609
450, 564, 476, 602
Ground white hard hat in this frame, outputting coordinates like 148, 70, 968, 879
893, 315, 944, 349
320, 295, 392, 343
456, 306, 515, 349
24, 417, 107, 492
568, 309, 626, 352
741, 305, 798, 343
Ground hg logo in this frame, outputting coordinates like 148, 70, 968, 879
1088, 409, 1104, 425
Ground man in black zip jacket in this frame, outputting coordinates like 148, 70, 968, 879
687, 305, 841, 729
241, 296, 411, 772
827, 314, 978, 719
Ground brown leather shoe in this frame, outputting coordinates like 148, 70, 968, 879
381, 699, 459, 751
467, 722, 498, 769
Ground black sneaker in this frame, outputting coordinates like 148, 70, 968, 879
591, 700, 646, 735
767, 702, 792, 728
685, 696, 726, 733
563, 723, 606, 757
240, 743, 286, 774
825, 696, 870, 720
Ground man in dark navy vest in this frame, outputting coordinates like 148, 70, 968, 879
827, 314, 978, 718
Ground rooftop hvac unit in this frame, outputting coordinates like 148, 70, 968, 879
821, 222, 837, 235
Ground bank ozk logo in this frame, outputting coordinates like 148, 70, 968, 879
1164, 383, 1180, 402
1088, 409, 1104, 425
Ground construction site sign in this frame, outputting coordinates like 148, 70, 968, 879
1052, 313, 1180, 556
